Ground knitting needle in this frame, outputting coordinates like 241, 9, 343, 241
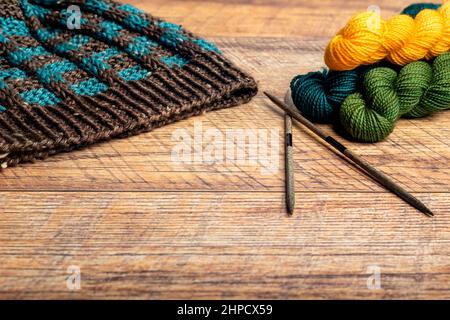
263, 91, 434, 217
285, 113, 295, 215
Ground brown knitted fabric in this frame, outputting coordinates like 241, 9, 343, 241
0, 0, 257, 168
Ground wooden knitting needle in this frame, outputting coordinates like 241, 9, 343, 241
285, 114, 295, 215
264, 91, 434, 217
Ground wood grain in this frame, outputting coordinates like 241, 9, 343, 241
1, 192, 449, 299
1, 38, 448, 193
126, 0, 418, 37
0, 0, 449, 299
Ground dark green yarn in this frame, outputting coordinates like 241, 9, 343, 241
290, 62, 398, 122
340, 93, 397, 143
289, 3, 440, 124
400, 3, 441, 18
290, 69, 360, 122
340, 53, 450, 142
340, 69, 400, 142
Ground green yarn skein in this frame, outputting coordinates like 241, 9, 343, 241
340, 53, 450, 142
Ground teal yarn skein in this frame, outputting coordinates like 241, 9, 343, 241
290, 62, 396, 122
290, 3, 440, 123
340, 53, 450, 142
290, 69, 361, 122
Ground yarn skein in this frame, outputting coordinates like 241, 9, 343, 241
290, 3, 441, 122
340, 53, 450, 142
290, 68, 362, 122
325, 0, 450, 71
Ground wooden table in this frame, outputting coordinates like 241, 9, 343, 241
1, 0, 449, 299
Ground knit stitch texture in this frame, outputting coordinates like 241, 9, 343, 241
0, 0, 257, 168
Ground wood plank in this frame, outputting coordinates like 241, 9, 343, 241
1, 38, 448, 193
127, 0, 417, 37
1, 0, 449, 300
0, 191, 449, 299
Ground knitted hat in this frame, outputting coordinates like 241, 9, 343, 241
0, 0, 257, 168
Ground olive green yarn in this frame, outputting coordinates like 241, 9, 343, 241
341, 93, 397, 142
397, 61, 433, 117
340, 53, 450, 142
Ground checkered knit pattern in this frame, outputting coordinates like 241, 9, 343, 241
0, 0, 257, 167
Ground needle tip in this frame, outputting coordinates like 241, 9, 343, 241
416, 202, 434, 217
286, 191, 295, 215
287, 204, 295, 216
264, 91, 281, 107
414, 201, 434, 217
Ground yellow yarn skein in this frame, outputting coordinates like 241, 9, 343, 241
325, 1, 450, 71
